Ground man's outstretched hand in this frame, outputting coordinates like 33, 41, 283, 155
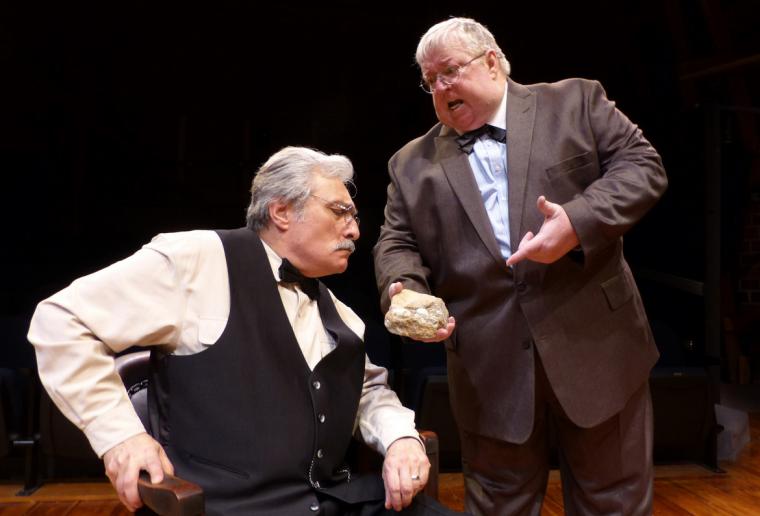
506, 196, 580, 266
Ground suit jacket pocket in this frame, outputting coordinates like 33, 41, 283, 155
546, 152, 594, 180
545, 152, 596, 202
601, 271, 634, 310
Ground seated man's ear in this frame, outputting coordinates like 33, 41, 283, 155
269, 200, 292, 231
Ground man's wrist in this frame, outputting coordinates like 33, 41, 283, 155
387, 435, 425, 454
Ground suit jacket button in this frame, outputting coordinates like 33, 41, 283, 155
516, 281, 527, 293
318, 413, 326, 423
317, 449, 324, 458
522, 339, 532, 350
312, 380, 321, 390
310, 502, 320, 511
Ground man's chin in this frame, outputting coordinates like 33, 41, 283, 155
319, 261, 349, 277
334, 258, 350, 273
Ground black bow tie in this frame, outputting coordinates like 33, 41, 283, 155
279, 258, 320, 300
456, 124, 507, 154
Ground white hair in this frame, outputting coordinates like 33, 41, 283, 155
416, 17, 510, 76
246, 146, 354, 232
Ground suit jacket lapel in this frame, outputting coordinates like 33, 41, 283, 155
435, 126, 504, 266
506, 79, 536, 248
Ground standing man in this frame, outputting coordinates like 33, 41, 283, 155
374, 18, 667, 515
29, 146, 457, 515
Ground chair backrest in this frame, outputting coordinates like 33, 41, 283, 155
114, 350, 205, 515
114, 351, 151, 432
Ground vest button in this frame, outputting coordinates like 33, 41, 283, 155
312, 380, 321, 390
317, 449, 324, 459
310, 502, 320, 511
516, 281, 527, 293
318, 413, 326, 423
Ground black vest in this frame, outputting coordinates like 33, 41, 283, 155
148, 228, 375, 515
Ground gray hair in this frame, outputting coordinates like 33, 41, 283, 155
416, 17, 511, 76
246, 146, 354, 232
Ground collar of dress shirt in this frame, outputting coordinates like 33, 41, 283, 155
260, 238, 286, 281
260, 238, 319, 300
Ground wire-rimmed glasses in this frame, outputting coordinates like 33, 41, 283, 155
419, 52, 488, 94
310, 194, 360, 226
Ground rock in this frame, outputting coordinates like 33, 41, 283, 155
384, 289, 449, 340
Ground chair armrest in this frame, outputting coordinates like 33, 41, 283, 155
138, 471, 205, 516
419, 430, 439, 500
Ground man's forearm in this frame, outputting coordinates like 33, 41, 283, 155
27, 246, 185, 456
357, 358, 420, 455
29, 295, 147, 456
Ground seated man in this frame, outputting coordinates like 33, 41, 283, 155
28, 146, 456, 515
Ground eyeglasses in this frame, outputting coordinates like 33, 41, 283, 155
420, 52, 488, 94
310, 194, 360, 226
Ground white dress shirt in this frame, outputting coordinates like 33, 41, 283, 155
28, 230, 417, 457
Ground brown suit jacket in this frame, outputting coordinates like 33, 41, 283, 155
373, 78, 668, 444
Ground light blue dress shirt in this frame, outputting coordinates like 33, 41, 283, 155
466, 86, 511, 259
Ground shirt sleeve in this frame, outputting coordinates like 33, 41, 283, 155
356, 356, 421, 455
27, 235, 191, 457
332, 295, 420, 455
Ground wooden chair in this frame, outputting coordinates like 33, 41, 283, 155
115, 351, 439, 515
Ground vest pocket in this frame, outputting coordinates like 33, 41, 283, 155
183, 450, 250, 479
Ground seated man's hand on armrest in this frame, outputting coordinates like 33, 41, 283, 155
382, 436, 430, 511
103, 432, 175, 512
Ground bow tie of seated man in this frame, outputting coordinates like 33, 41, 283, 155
456, 124, 507, 154
279, 258, 320, 300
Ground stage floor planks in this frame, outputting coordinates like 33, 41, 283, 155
0, 413, 757, 515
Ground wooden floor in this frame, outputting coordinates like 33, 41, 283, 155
1, 413, 758, 515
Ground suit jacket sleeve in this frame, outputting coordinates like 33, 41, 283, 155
373, 170, 433, 312
562, 80, 667, 263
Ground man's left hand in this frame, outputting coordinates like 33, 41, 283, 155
382, 437, 430, 511
506, 196, 580, 266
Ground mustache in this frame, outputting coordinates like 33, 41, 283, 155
335, 240, 356, 253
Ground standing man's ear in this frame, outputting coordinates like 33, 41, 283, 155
485, 50, 501, 77
268, 200, 292, 231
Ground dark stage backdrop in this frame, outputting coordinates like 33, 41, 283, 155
2, 1, 758, 374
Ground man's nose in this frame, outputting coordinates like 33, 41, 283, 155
344, 220, 359, 240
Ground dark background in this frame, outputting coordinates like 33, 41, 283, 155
2, 1, 759, 385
